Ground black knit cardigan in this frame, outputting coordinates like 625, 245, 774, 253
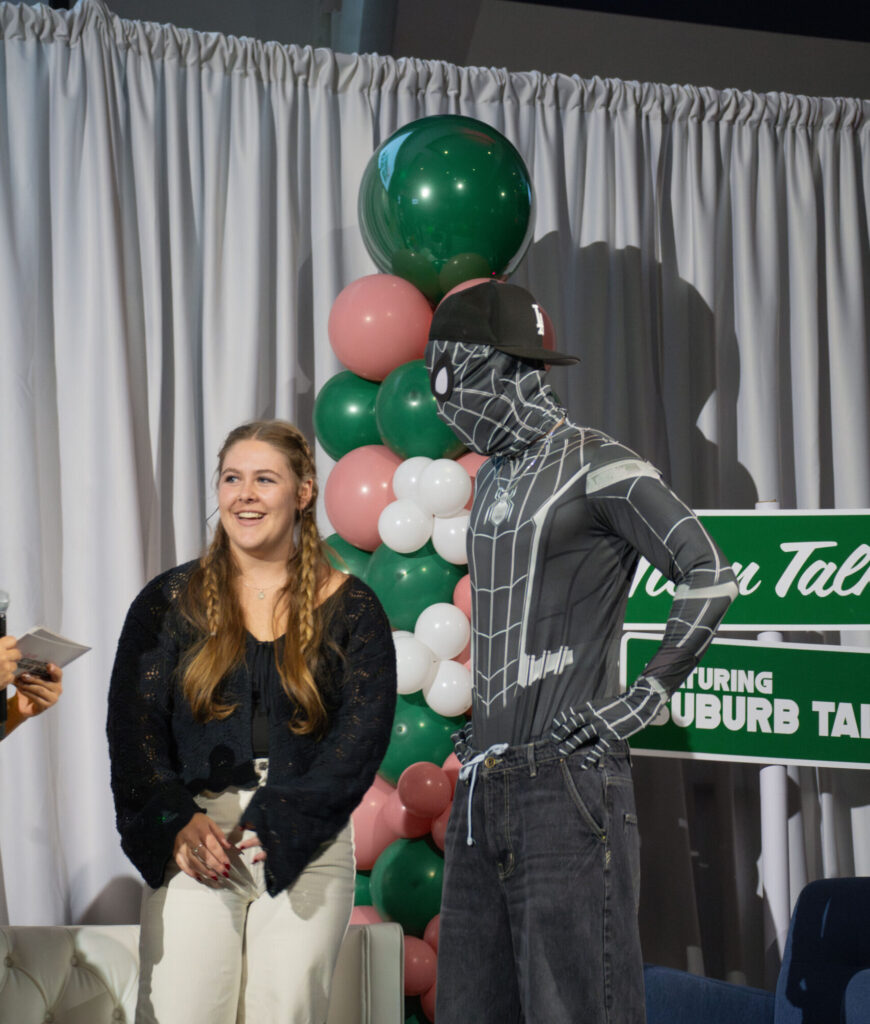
107, 562, 396, 896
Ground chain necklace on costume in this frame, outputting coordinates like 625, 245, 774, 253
487, 418, 565, 526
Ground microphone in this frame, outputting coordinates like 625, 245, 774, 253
0, 590, 8, 731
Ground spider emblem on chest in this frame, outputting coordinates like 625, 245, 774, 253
486, 492, 515, 525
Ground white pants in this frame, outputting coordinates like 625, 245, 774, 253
136, 776, 354, 1024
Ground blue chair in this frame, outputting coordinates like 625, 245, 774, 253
644, 877, 870, 1024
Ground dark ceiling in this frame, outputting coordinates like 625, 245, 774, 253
524, 0, 870, 43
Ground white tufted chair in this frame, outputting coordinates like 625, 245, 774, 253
0, 922, 403, 1023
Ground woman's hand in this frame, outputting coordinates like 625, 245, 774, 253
3, 660, 63, 738
1, 636, 22, 690
172, 812, 233, 881
9, 662, 63, 719
238, 825, 267, 864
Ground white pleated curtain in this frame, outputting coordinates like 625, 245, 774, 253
0, 0, 867, 984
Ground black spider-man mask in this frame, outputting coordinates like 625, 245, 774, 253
425, 337, 564, 456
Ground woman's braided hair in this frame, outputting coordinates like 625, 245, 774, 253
178, 420, 335, 736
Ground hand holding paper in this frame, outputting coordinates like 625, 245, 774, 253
13, 625, 91, 680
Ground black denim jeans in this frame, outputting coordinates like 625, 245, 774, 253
436, 739, 645, 1024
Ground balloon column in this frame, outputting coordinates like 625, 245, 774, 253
314, 114, 535, 1023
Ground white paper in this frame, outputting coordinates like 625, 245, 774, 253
14, 626, 91, 678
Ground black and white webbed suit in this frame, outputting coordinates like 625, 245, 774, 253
425, 280, 738, 1024
426, 280, 738, 758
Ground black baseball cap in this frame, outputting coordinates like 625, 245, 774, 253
428, 280, 579, 365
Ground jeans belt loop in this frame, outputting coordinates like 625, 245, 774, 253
528, 744, 537, 778
458, 743, 509, 847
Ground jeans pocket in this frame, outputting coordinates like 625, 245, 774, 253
559, 759, 606, 839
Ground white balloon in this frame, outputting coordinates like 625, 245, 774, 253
414, 602, 470, 661
394, 635, 438, 695
431, 512, 469, 565
418, 459, 472, 517
423, 660, 473, 717
392, 457, 433, 502
377, 499, 433, 554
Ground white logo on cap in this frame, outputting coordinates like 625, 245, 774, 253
531, 303, 545, 337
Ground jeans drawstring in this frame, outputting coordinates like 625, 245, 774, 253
459, 743, 509, 846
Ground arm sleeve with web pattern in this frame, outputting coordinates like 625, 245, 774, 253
551, 461, 738, 764
242, 583, 397, 896
107, 577, 203, 888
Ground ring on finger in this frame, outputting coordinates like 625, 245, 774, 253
192, 843, 204, 858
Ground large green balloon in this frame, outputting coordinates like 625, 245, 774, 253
370, 836, 445, 937
378, 692, 464, 786
376, 359, 466, 460
364, 541, 464, 631
313, 371, 381, 461
324, 533, 372, 578
358, 114, 534, 302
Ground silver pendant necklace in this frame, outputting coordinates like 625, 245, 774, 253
241, 579, 284, 600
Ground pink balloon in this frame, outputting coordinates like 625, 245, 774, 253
397, 761, 452, 819
453, 574, 471, 619
328, 274, 433, 382
423, 913, 440, 953
430, 801, 452, 851
404, 936, 438, 996
350, 904, 384, 926
324, 445, 401, 551
382, 789, 432, 839
442, 752, 461, 795
351, 775, 396, 870
421, 979, 437, 1022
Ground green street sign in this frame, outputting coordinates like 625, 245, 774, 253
625, 510, 870, 630
622, 633, 870, 769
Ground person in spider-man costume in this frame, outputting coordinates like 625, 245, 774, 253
425, 280, 737, 1024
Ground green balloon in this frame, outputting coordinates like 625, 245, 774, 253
324, 533, 372, 578
378, 692, 464, 787
376, 360, 466, 460
354, 870, 372, 906
390, 249, 442, 304
313, 371, 381, 461
438, 252, 492, 295
370, 836, 445, 937
364, 541, 464, 631
358, 114, 534, 302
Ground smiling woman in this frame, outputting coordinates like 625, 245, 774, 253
106, 419, 397, 1024
217, 438, 313, 568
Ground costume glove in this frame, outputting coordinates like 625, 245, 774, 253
551, 676, 668, 768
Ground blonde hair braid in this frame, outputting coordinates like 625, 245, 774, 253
296, 508, 320, 656
202, 545, 222, 638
